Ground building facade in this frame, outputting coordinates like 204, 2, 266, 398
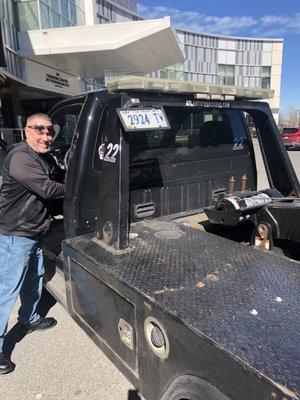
95, 0, 138, 23
156, 30, 282, 121
0, 0, 88, 128
0, 0, 181, 128
0, 0, 283, 128
78, 1, 284, 121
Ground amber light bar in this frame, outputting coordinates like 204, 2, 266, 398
107, 75, 274, 100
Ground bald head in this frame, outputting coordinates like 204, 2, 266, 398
26, 113, 52, 127
25, 113, 54, 153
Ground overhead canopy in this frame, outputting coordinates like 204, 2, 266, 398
18, 17, 185, 78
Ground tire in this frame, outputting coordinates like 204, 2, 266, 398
160, 375, 231, 400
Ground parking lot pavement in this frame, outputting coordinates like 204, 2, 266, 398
286, 149, 299, 179
2, 296, 136, 400
253, 140, 300, 189
1, 141, 299, 400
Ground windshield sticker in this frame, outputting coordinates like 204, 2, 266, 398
98, 143, 120, 163
186, 101, 231, 108
233, 137, 244, 150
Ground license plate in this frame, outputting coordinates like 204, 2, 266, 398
117, 107, 170, 131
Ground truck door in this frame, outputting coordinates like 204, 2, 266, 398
44, 103, 83, 257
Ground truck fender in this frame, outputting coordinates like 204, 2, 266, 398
160, 375, 231, 400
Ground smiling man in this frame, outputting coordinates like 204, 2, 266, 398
0, 113, 65, 374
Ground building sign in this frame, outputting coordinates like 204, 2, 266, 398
46, 73, 70, 89
25, 59, 81, 95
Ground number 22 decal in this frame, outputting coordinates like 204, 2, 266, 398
98, 143, 120, 163
233, 137, 244, 150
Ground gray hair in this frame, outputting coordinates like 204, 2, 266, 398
26, 113, 52, 126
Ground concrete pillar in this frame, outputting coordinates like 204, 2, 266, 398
84, 0, 97, 26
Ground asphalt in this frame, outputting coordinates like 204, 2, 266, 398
2, 295, 136, 400
254, 140, 300, 190
1, 141, 299, 400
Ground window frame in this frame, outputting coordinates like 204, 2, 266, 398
50, 103, 83, 150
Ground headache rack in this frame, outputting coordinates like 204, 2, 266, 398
107, 75, 274, 101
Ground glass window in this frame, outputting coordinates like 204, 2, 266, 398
159, 68, 184, 81
76, 9, 85, 26
127, 108, 250, 191
3, 18, 12, 47
75, 0, 84, 10
61, 17, 70, 27
129, 108, 249, 164
53, 113, 77, 147
41, 4, 51, 29
2, 0, 18, 50
261, 77, 270, 89
51, 10, 61, 27
50, 0, 60, 13
282, 128, 298, 134
226, 65, 234, 75
262, 66, 271, 77
61, 0, 69, 19
18, 1, 39, 31
36, 0, 86, 28
51, 104, 82, 150
218, 64, 226, 83
218, 64, 235, 86
70, 2, 76, 24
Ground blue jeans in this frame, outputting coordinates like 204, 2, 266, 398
0, 233, 44, 352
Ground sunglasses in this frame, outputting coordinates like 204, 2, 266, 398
26, 125, 55, 135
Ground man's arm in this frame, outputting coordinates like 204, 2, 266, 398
10, 152, 66, 200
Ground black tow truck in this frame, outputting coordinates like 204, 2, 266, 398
23, 77, 300, 400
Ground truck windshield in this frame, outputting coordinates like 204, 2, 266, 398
129, 107, 249, 165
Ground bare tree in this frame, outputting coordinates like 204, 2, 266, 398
279, 105, 300, 128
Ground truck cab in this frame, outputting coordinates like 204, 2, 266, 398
42, 77, 299, 400
45, 76, 299, 254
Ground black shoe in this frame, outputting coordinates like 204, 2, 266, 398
0, 353, 15, 375
19, 317, 57, 334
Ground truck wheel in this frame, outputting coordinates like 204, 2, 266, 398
160, 375, 231, 400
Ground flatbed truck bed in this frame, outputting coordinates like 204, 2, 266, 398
62, 219, 299, 400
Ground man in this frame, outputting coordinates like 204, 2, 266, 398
0, 113, 65, 374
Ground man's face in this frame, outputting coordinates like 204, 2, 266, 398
25, 117, 54, 153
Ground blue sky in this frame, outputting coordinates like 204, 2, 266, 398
137, 0, 300, 110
